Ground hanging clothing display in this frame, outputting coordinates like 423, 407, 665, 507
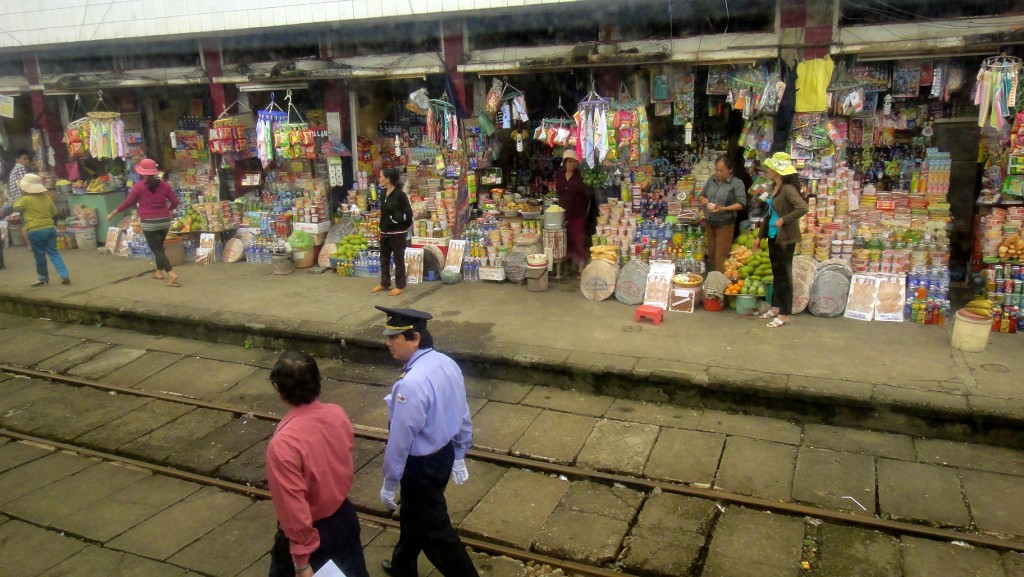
974, 55, 1022, 129
795, 56, 835, 113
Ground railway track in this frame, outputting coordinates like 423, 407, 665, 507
2, 361, 1023, 577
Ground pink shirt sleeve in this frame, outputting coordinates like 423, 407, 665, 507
266, 434, 319, 567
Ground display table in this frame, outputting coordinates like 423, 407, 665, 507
71, 190, 127, 245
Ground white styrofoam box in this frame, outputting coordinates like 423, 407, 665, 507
293, 221, 331, 234
411, 236, 451, 247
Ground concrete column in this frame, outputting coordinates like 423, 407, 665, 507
778, 0, 835, 62
202, 40, 227, 118
441, 18, 470, 112
23, 53, 69, 177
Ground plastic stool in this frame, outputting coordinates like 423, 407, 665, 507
635, 305, 664, 326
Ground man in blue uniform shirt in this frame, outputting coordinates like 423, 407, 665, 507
376, 306, 478, 577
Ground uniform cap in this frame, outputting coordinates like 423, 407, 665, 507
376, 306, 433, 336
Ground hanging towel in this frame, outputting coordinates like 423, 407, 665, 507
595, 107, 608, 163
794, 56, 834, 113
978, 71, 993, 128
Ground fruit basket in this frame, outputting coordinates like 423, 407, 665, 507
672, 273, 703, 287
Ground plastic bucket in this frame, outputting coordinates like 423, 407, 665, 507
8, 224, 24, 246
292, 248, 315, 269
74, 228, 97, 250
164, 238, 186, 267
951, 309, 991, 353
735, 294, 758, 316
543, 209, 565, 229
704, 296, 724, 311
526, 262, 549, 292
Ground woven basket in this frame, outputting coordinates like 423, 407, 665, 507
615, 259, 649, 305
581, 259, 618, 301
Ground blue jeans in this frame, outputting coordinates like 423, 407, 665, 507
27, 227, 69, 282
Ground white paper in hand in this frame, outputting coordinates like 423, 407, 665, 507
314, 560, 347, 577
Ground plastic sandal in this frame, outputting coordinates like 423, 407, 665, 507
370, 285, 387, 294
760, 310, 778, 319
388, 288, 403, 296
766, 317, 787, 328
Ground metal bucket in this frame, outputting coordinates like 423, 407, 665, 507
272, 252, 294, 275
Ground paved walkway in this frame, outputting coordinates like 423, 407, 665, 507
0, 247, 1021, 443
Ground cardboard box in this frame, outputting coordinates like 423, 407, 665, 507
668, 287, 702, 313
293, 221, 331, 234
479, 266, 506, 281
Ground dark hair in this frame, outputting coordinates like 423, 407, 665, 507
14, 149, 30, 160
398, 327, 434, 350
145, 174, 161, 192
270, 351, 321, 406
781, 173, 801, 189
382, 168, 400, 187
715, 154, 734, 172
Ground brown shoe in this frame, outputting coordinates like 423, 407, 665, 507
371, 285, 387, 294
388, 288, 403, 296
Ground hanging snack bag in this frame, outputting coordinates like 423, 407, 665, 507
484, 79, 504, 118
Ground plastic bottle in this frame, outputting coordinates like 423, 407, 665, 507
1010, 307, 1019, 334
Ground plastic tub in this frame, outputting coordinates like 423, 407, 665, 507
735, 294, 758, 316
74, 228, 97, 250
704, 296, 724, 311
951, 309, 991, 353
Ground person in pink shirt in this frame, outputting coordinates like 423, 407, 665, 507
266, 351, 370, 577
107, 158, 181, 287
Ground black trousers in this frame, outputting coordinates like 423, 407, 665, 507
768, 236, 796, 315
392, 442, 478, 577
379, 232, 407, 289
269, 498, 369, 577
143, 228, 172, 272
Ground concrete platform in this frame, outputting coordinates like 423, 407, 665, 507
0, 247, 1022, 448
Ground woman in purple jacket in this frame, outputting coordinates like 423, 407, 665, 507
107, 159, 181, 287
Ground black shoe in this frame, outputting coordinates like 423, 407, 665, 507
30, 280, 47, 287
61, 278, 70, 285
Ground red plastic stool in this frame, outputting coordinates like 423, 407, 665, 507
635, 305, 664, 326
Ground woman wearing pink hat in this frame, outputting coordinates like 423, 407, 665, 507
107, 158, 182, 287
555, 149, 592, 278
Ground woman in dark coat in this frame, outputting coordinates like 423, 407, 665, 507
554, 150, 592, 278
757, 152, 808, 328
372, 168, 413, 296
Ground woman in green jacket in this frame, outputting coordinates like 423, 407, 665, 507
757, 153, 807, 328
13, 174, 70, 287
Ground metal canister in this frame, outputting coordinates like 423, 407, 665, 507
1005, 263, 1014, 279
1006, 279, 1016, 294
1004, 293, 1013, 306
1016, 280, 1023, 295
1015, 265, 1022, 280
995, 265, 1004, 281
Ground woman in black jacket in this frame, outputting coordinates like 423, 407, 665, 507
372, 168, 413, 296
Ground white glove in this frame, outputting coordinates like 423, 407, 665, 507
450, 459, 469, 485
380, 482, 399, 510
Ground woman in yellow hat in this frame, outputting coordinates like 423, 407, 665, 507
757, 153, 808, 328
12, 174, 70, 287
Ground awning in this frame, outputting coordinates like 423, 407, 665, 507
213, 53, 446, 84
39, 67, 208, 94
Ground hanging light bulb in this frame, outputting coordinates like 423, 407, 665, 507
883, 94, 893, 115
394, 135, 402, 157
684, 122, 693, 146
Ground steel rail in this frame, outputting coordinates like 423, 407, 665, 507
0, 428, 630, 577
4, 364, 1024, 554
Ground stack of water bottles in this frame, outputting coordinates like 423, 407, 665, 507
244, 236, 275, 264
462, 251, 482, 282
128, 233, 154, 259
354, 250, 381, 278
904, 267, 951, 325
